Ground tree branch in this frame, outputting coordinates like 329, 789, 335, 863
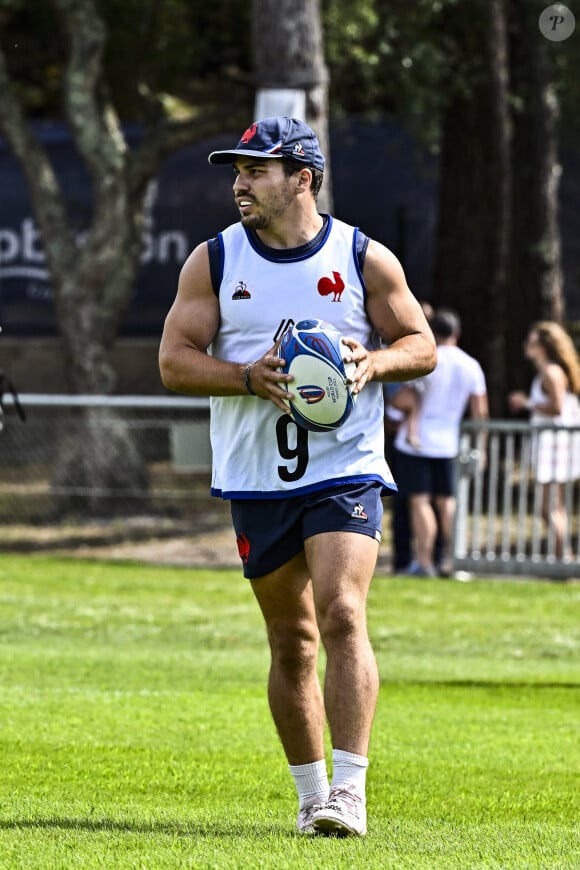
127, 107, 246, 202
54, 0, 126, 182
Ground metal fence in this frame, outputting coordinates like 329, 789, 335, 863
0, 394, 228, 537
455, 419, 580, 580
2, 395, 579, 579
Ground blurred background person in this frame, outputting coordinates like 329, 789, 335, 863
390, 308, 488, 577
508, 321, 580, 559
383, 301, 434, 573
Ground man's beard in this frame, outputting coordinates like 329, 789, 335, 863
241, 212, 269, 230
238, 185, 294, 230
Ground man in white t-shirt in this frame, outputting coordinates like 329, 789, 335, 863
390, 308, 488, 576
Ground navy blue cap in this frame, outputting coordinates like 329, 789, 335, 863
208, 117, 325, 172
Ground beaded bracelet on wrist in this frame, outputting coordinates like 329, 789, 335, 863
243, 363, 256, 396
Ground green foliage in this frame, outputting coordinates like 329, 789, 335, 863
2, 0, 579, 151
98, 0, 252, 118
321, 0, 465, 147
0, 0, 66, 115
0, 554, 578, 867
322, 0, 580, 153
0, 0, 253, 120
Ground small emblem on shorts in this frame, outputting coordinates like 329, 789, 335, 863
236, 533, 251, 563
350, 502, 368, 521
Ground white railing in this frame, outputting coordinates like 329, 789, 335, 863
4, 393, 210, 409
455, 419, 580, 580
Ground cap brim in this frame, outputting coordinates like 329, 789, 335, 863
208, 149, 283, 165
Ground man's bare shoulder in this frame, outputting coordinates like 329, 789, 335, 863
178, 241, 213, 296
363, 238, 407, 286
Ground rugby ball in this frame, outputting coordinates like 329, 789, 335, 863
279, 319, 357, 432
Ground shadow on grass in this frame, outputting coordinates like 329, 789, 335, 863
381, 679, 580, 689
0, 816, 294, 838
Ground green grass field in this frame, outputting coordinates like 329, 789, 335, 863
0, 554, 578, 869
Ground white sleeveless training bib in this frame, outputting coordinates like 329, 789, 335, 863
209, 216, 395, 498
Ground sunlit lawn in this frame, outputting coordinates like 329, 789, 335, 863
0, 555, 578, 868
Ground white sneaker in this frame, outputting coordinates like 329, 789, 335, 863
312, 786, 367, 837
296, 803, 324, 835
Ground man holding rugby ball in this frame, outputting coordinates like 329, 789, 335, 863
159, 116, 436, 837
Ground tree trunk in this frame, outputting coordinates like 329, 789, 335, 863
0, 0, 236, 517
432, 0, 563, 414
251, 0, 333, 214
50, 407, 150, 518
506, 0, 563, 392
482, 0, 511, 415
432, 0, 511, 416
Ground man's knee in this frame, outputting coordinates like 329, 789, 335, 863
267, 617, 319, 673
316, 593, 365, 646
409, 492, 431, 508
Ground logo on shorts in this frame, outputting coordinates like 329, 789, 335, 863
350, 502, 368, 521
236, 533, 251, 563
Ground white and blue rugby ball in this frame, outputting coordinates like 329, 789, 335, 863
279, 319, 357, 432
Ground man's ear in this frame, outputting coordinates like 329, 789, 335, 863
296, 167, 313, 193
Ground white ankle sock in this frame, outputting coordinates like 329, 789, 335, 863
331, 748, 368, 799
289, 759, 329, 809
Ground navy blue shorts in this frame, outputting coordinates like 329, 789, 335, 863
230, 481, 384, 580
393, 449, 456, 497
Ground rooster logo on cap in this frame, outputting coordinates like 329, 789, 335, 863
240, 124, 257, 144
